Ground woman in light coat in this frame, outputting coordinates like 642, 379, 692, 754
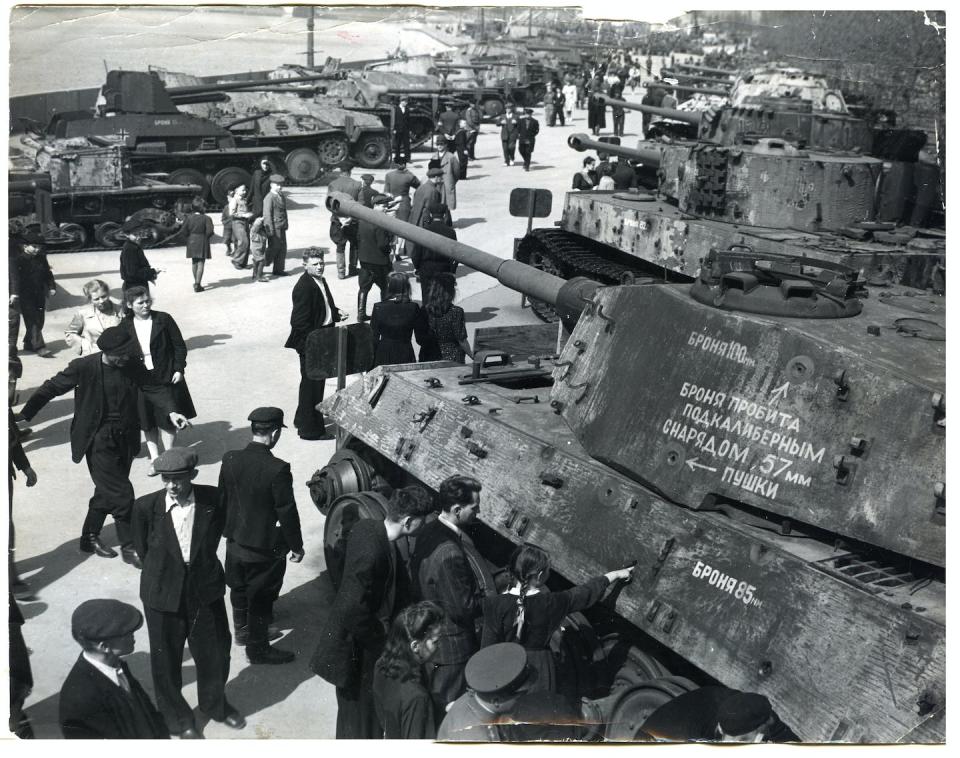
64, 279, 124, 355
439, 141, 460, 212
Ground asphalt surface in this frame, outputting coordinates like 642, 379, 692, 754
9, 97, 649, 740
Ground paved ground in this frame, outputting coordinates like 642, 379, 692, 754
10, 92, 647, 739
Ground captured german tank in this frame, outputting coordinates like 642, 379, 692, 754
316, 192, 944, 743
9, 138, 202, 251
154, 69, 394, 181
513, 132, 943, 322
26, 70, 285, 206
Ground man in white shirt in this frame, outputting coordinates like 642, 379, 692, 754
131, 448, 243, 738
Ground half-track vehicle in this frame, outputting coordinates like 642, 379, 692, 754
10, 138, 201, 251
315, 192, 945, 743
25, 70, 285, 206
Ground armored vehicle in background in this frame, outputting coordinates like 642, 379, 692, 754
315, 193, 945, 743
10, 139, 201, 251
27, 70, 284, 206
155, 69, 394, 181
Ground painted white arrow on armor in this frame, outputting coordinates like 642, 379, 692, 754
685, 457, 717, 473
770, 381, 790, 401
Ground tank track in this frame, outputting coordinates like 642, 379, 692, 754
516, 229, 666, 322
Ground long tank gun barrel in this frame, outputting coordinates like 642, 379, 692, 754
661, 69, 733, 88
672, 62, 737, 78
567, 133, 662, 165
325, 193, 599, 322
643, 82, 729, 98
594, 95, 702, 126
165, 73, 337, 99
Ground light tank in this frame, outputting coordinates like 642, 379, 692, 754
28, 70, 285, 206
9, 139, 201, 251
314, 192, 944, 743
513, 132, 943, 322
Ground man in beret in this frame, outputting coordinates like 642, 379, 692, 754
356, 193, 396, 321
14, 326, 188, 566
262, 173, 289, 278
328, 163, 362, 279
284, 247, 343, 440
438, 643, 582, 742
131, 448, 244, 738
516, 108, 540, 171
639, 685, 794, 742
219, 407, 303, 664
59, 598, 170, 739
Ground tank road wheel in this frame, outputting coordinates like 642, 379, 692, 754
167, 168, 209, 199
523, 241, 563, 323
210, 167, 251, 207
353, 134, 391, 168
322, 491, 389, 591
306, 449, 377, 515
316, 135, 350, 167
284, 148, 322, 184
94, 221, 123, 249
57, 222, 87, 251
604, 678, 696, 741
482, 98, 506, 119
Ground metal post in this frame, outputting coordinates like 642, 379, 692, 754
306, 6, 315, 69
526, 191, 536, 235
479, 8, 484, 42
336, 323, 348, 391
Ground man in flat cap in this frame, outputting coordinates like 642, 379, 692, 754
328, 162, 362, 279
639, 685, 794, 742
498, 109, 519, 166
285, 247, 343, 440
219, 407, 303, 664
131, 448, 244, 738
516, 108, 540, 171
411, 201, 457, 301
356, 193, 396, 322
405, 166, 446, 258
359, 173, 378, 208
262, 173, 289, 278
59, 598, 169, 739
437, 643, 582, 742
384, 157, 420, 259
13, 326, 188, 566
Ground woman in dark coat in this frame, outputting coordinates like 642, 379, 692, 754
373, 601, 444, 739
120, 286, 196, 472
178, 196, 214, 292
572, 156, 598, 190
119, 232, 159, 298
587, 74, 608, 135
418, 272, 471, 364
371, 273, 427, 367
481, 544, 635, 695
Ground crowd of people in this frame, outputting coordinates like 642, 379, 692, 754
7, 80, 790, 743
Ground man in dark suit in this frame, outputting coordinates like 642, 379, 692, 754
328, 163, 362, 279
391, 96, 412, 163
313, 485, 435, 738
262, 173, 289, 277
248, 157, 274, 219
405, 167, 444, 258
14, 327, 187, 566
59, 598, 170, 739
516, 108, 540, 171
411, 202, 457, 301
356, 194, 395, 322
284, 247, 343, 441
220, 407, 303, 664
131, 448, 244, 738
410, 475, 496, 718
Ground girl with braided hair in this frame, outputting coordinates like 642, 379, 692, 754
373, 601, 445, 739
480, 544, 634, 694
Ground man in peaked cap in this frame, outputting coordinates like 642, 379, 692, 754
405, 165, 445, 258
437, 643, 583, 742
131, 448, 243, 738
14, 326, 188, 566
639, 686, 794, 742
262, 172, 289, 278
59, 598, 170, 739
219, 407, 303, 664
516, 108, 540, 171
